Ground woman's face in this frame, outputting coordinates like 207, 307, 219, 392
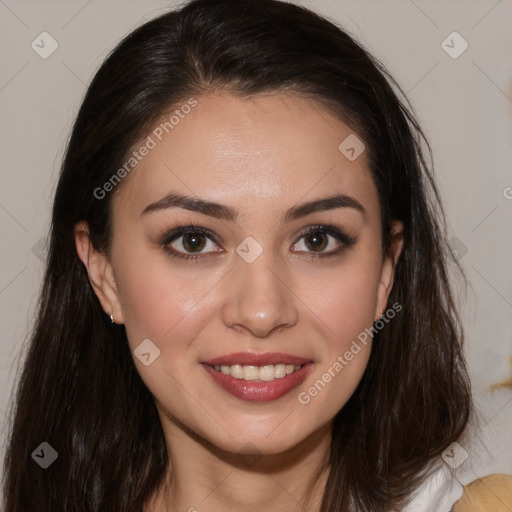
80, 92, 402, 456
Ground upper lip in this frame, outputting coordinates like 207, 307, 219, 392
202, 352, 311, 366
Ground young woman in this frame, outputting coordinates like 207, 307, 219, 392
3, 0, 491, 510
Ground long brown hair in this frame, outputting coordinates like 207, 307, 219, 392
2, 0, 471, 510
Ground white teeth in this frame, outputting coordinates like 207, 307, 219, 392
274, 364, 286, 379
211, 363, 304, 381
259, 365, 276, 381
243, 365, 259, 380
231, 364, 243, 379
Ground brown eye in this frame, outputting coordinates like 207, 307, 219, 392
291, 225, 357, 256
182, 232, 207, 252
304, 231, 328, 252
163, 226, 222, 260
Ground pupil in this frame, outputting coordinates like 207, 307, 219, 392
306, 232, 327, 252
183, 233, 205, 252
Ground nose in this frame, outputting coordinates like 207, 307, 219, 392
220, 249, 299, 339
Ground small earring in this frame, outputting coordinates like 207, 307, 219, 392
110, 313, 115, 325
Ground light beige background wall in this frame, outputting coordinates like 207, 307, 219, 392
1, 0, 511, 485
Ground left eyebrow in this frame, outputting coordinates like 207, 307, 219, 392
140, 191, 365, 222
282, 193, 365, 222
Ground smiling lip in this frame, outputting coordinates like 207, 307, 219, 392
202, 352, 311, 366
201, 352, 313, 402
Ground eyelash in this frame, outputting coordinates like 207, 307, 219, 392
159, 223, 357, 262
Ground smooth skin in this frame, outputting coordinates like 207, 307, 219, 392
75, 93, 403, 511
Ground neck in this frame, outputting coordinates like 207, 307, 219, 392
145, 422, 332, 512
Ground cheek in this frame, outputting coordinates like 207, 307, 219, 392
293, 253, 381, 414
114, 249, 218, 357
301, 254, 381, 351
114, 256, 223, 422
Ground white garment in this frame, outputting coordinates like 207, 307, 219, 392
401, 461, 464, 512
400, 423, 508, 512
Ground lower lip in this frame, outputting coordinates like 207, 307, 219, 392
202, 362, 313, 402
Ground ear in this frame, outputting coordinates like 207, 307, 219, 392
375, 220, 404, 321
74, 221, 124, 324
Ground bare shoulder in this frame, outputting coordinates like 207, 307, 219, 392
452, 473, 512, 511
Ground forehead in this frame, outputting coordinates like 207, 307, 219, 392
112, 92, 379, 223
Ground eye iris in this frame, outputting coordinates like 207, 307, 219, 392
183, 233, 206, 252
305, 231, 327, 252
